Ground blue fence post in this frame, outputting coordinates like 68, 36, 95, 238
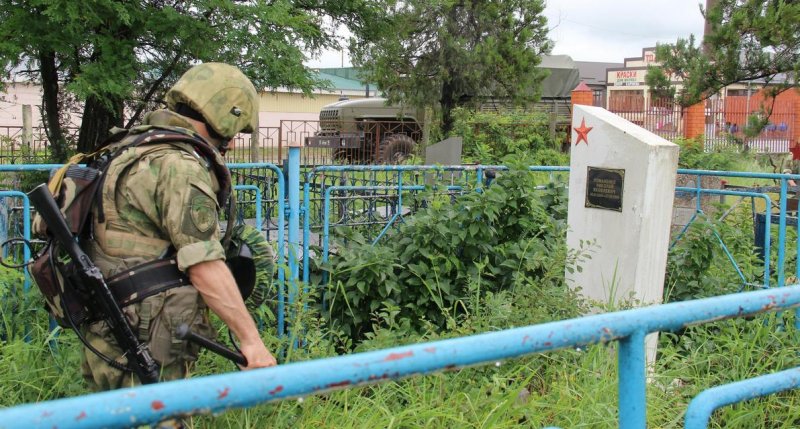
0, 191, 31, 292
618, 329, 646, 428
286, 145, 301, 338
777, 178, 788, 287
227, 163, 289, 338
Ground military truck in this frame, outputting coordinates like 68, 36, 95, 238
305, 97, 426, 164
305, 55, 581, 164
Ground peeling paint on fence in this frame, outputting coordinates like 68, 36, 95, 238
2, 285, 800, 429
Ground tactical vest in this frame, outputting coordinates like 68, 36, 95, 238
30, 125, 231, 327
90, 126, 231, 270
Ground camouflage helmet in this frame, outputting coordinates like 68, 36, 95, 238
166, 63, 258, 139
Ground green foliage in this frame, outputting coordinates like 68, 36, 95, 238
655, 314, 800, 428
0, 0, 382, 155
644, 66, 676, 101
450, 108, 568, 165
0, 262, 28, 340
675, 137, 741, 170
665, 205, 761, 302
351, 0, 551, 134
651, 0, 799, 106
0, 263, 85, 405
322, 168, 575, 340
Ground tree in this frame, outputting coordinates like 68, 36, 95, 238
0, 0, 381, 161
650, 0, 799, 109
350, 0, 551, 136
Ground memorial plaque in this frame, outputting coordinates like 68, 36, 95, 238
585, 167, 624, 211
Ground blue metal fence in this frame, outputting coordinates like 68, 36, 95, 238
1, 284, 798, 428
2, 150, 800, 427
675, 169, 800, 290
0, 191, 30, 292
0, 162, 290, 337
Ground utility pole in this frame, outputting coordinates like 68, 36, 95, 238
703, 0, 718, 55
22, 105, 33, 149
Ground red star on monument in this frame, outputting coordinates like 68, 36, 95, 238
791, 142, 800, 160
574, 118, 593, 146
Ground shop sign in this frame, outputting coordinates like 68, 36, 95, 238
615, 70, 640, 86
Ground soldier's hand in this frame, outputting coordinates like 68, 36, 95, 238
240, 340, 277, 369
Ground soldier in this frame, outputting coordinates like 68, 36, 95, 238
81, 62, 276, 391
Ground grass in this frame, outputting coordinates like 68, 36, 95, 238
181, 314, 800, 428
2, 142, 798, 427
2, 286, 800, 428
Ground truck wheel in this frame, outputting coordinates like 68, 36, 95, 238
381, 134, 415, 164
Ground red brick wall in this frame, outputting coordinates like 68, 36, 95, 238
794, 99, 800, 147
684, 102, 705, 139
571, 83, 593, 107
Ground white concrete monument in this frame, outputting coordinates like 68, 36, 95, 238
565, 105, 678, 330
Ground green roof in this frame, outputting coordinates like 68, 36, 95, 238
313, 67, 375, 92
314, 56, 583, 98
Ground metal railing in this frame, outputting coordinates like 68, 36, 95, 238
674, 169, 800, 290
3, 151, 800, 427
1, 284, 798, 428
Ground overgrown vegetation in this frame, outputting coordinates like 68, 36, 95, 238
320, 166, 576, 342
3, 133, 800, 427
450, 108, 569, 165
675, 137, 741, 171
665, 204, 764, 302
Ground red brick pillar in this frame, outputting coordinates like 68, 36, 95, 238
571, 82, 593, 107
684, 102, 705, 140
793, 100, 800, 149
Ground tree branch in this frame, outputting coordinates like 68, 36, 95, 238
125, 50, 183, 128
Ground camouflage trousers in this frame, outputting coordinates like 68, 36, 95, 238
81, 286, 214, 391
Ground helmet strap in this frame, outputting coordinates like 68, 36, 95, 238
174, 103, 231, 154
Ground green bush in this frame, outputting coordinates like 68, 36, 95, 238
676, 137, 740, 171
321, 168, 581, 341
450, 108, 567, 165
665, 205, 762, 302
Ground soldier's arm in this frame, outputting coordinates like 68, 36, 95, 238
155, 151, 276, 369
187, 259, 276, 369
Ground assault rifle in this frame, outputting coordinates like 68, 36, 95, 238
28, 184, 161, 384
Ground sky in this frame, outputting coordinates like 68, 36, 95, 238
304, 0, 708, 68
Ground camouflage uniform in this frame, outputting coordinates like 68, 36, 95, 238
81, 109, 225, 390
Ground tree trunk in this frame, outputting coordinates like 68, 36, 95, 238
440, 79, 457, 136
38, 50, 67, 163
77, 96, 123, 153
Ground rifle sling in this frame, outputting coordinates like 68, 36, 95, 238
107, 258, 190, 307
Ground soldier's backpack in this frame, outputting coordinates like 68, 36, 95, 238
30, 159, 106, 327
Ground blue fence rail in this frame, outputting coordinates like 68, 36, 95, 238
1, 284, 799, 428
675, 169, 800, 290
3, 151, 800, 427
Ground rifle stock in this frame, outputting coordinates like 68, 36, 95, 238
28, 184, 161, 384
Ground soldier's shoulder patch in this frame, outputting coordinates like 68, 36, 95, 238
186, 187, 218, 236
